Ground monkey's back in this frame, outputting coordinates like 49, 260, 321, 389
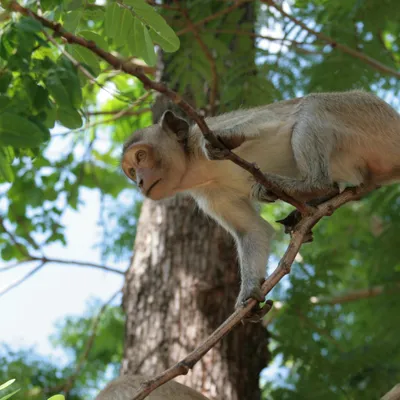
300, 90, 400, 184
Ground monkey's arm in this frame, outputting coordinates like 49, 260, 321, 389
193, 190, 274, 307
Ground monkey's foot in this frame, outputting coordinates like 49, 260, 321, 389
235, 280, 265, 309
251, 182, 278, 203
277, 210, 313, 243
204, 143, 231, 160
243, 300, 274, 323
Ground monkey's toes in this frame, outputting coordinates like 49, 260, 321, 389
276, 210, 302, 233
243, 300, 274, 323
205, 143, 230, 160
235, 285, 265, 309
251, 184, 278, 203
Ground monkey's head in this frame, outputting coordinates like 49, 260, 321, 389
121, 111, 190, 200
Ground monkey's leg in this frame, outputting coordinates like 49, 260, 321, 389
252, 121, 336, 198
276, 190, 340, 243
193, 192, 275, 308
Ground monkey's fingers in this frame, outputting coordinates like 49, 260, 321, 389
243, 300, 274, 323
204, 143, 231, 160
276, 210, 302, 232
251, 183, 278, 203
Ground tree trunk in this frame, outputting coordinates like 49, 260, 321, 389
121, 2, 270, 399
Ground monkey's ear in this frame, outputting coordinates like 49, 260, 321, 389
160, 111, 189, 141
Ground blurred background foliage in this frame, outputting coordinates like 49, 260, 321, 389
0, 0, 399, 399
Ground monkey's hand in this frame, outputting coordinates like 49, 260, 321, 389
235, 278, 265, 309
277, 210, 314, 243
251, 182, 278, 203
204, 142, 231, 160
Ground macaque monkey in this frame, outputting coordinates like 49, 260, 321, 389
95, 374, 211, 400
121, 90, 400, 308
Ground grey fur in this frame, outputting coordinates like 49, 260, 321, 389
122, 90, 400, 308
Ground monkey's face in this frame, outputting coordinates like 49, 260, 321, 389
121, 121, 188, 200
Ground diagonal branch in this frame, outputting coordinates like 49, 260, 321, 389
131, 182, 378, 400
0, 262, 45, 298
263, 0, 400, 79
58, 288, 122, 395
8, 0, 309, 213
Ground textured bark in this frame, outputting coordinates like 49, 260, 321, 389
122, 197, 269, 400
121, 2, 270, 399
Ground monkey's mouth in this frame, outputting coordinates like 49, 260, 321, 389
146, 179, 162, 196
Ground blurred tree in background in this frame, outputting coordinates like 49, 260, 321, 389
0, 0, 399, 399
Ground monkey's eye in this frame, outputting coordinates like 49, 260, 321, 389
136, 150, 146, 164
128, 168, 136, 181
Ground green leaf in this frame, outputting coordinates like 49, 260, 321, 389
0, 113, 45, 148
16, 17, 42, 33
58, 59, 82, 108
133, 19, 156, 66
47, 395, 65, 400
0, 94, 11, 112
0, 380, 15, 391
149, 29, 177, 53
63, 10, 82, 33
124, 0, 179, 52
57, 107, 82, 129
45, 71, 71, 108
0, 147, 14, 182
0, 71, 12, 93
0, 389, 20, 400
115, 8, 135, 47
68, 46, 100, 76
64, 0, 82, 10
43, 102, 56, 128
78, 30, 108, 50
105, 3, 122, 38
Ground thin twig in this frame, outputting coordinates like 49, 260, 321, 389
0, 259, 34, 273
131, 183, 377, 400
32, 256, 125, 275
263, 0, 400, 79
0, 256, 124, 276
86, 108, 151, 116
0, 216, 30, 258
41, 29, 133, 104
176, 0, 253, 36
208, 29, 322, 47
8, 1, 309, 213
313, 282, 400, 305
0, 262, 45, 298
174, 1, 218, 115
61, 288, 122, 395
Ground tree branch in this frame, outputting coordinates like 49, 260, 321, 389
32, 256, 125, 275
8, 0, 309, 213
262, 0, 400, 79
131, 183, 378, 400
86, 108, 151, 116
0, 262, 45, 298
59, 289, 122, 395
313, 282, 400, 305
